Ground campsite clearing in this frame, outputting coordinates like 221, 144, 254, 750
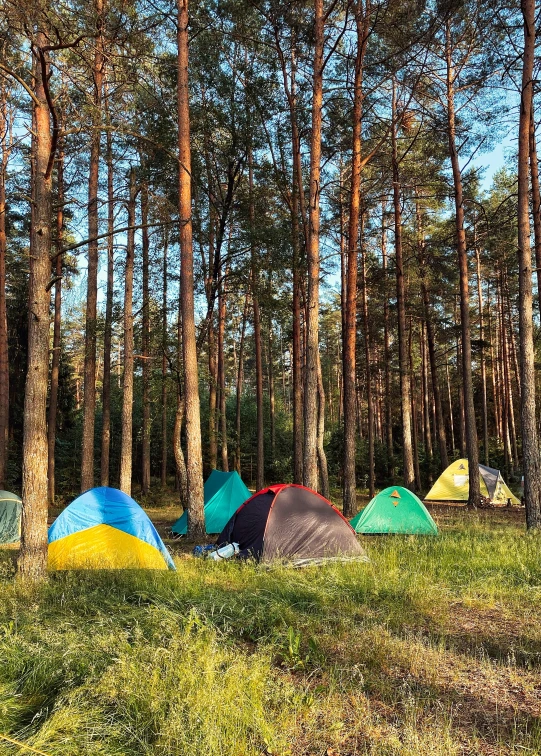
0, 505, 539, 755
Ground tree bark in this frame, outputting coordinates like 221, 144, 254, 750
217, 271, 229, 471
445, 22, 480, 508
516, 0, 541, 526
100, 91, 114, 487
47, 140, 63, 503
303, 0, 324, 491
343, 0, 369, 515
161, 230, 169, 487
119, 168, 137, 496
529, 95, 541, 324
18, 36, 53, 580
381, 201, 394, 476
0, 84, 11, 488
234, 294, 248, 474
141, 177, 151, 494
391, 81, 415, 490
81, 0, 105, 492
474, 235, 489, 465
360, 215, 375, 498
248, 146, 264, 491
177, 0, 205, 535
316, 351, 330, 499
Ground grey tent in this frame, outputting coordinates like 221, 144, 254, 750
0, 491, 22, 544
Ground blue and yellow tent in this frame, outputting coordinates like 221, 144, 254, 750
48, 487, 175, 570
172, 470, 251, 535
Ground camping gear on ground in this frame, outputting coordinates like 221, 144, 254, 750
350, 486, 438, 535
48, 486, 175, 570
216, 484, 369, 566
207, 542, 240, 561
425, 459, 520, 505
0, 491, 22, 544
192, 544, 217, 557
172, 469, 251, 536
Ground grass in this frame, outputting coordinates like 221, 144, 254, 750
0, 506, 540, 755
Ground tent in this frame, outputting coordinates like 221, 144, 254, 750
216, 484, 369, 566
172, 470, 251, 535
0, 491, 22, 544
48, 487, 175, 570
350, 486, 438, 535
425, 459, 520, 505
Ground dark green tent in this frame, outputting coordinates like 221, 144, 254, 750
350, 486, 438, 535
172, 470, 251, 535
0, 491, 22, 544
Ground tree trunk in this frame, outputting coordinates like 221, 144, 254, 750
173, 398, 188, 510
445, 23, 480, 508
0, 85, 10, 488
343, 0, 369, 515
100, 92, 114, 487
18, 36, 53, 580
303, 0, 324, 491
409, 321, 421, 490
518, 0, 541, 526
119, 168, 136, 496
267, 319, 276, 461
177, 0, 205, 535
474, 237, 489, 465
218, 272, 229, 471
446, 361, 455, 452
208, 211, 218, 471
248, 147, 264, 491
392, 81, 415, 490
361, 217, 375, 498
529, 95, 541, 323
161, 230, 169, 487
316, 351, 330, 499
81, 0, 105, 492
381, 201, 394, 476
234, 294, 248, 474
47, 141, 63, 503
141, 178, 151, 494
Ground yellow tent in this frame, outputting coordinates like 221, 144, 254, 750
425, 458, 520, 505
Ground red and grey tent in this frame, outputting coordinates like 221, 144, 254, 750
216, 484, 369, 566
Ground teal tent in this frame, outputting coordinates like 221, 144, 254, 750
0, 491, 22, 544
172, 470, 251, 535
350, 486, 438, 535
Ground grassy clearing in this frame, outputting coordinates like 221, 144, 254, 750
0, 507, 540, 755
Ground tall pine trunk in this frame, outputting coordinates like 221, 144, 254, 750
161, 231, 169, 487
47, 141, 63, 503
0, 85, 10, 487
141, 177, 151, 493
381, 201, 394, 475
119, 168, 136, 496
248, 147, 264, 491
474, 238, 489, 465
343, 0, 369, 515
445, 22, 480, 508
218, 272, 229, 471
518, 0, 541, 527
234, 295, 248, 474
391, 81, 415, 489
100, 97, 114, 486
177, 0, 205, 534
81, 0, 105, 491
18, 36, 53, 579
303, 0, 324, 491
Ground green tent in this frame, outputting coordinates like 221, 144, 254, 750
0, 491, 22, 544
172, 470, 251, 535
350, 486, 438, 535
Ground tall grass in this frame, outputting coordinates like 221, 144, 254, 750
0, 517, 540, 754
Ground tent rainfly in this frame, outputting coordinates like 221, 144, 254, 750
48, 487, 175, 570
0, 491, 22, 544
171, 470, 251, 535
351, 486, 438, 535
216, 484, 369, 566
425, 459, 520, 505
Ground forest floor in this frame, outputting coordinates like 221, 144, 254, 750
0, 503, 540, 755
